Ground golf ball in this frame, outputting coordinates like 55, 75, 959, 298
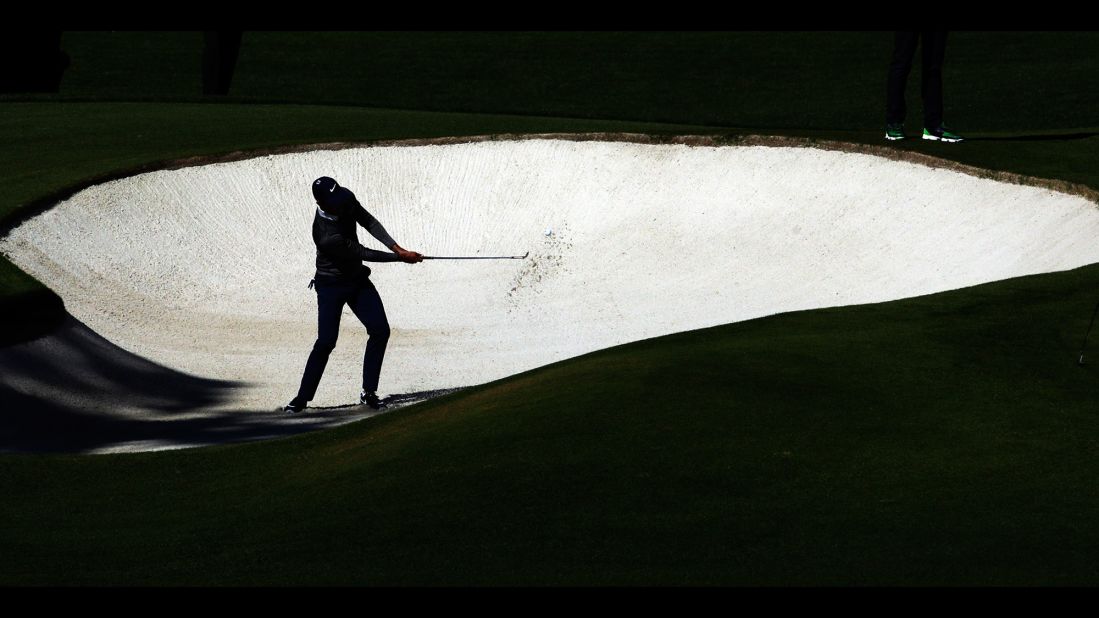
544, 228, 553, 236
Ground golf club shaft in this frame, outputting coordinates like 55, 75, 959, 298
424, 251, 529, 260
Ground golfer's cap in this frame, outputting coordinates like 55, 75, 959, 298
312, 176, 340, 206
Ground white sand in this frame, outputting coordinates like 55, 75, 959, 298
4, 139, 1099, 414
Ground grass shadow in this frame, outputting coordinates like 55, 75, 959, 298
0, 315, 455, 453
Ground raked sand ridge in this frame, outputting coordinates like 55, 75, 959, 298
3, 138, 1099, 451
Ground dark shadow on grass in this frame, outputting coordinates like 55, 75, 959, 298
965, 132, 1099, 142
0, 315, 459, 454
304, 387, 467, 412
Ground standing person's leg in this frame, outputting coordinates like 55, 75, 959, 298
293, 281, 349, 405
347, 277, 391, 396
920, 30, 948, 130
887, 31, 921, 126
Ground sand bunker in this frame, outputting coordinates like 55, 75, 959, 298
4, 138, 1099, 435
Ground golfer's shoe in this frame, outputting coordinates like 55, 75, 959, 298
884, 123, 906, 141
360, 390, 387, 410
283, 398, 306, 414
922, 125, 965, 142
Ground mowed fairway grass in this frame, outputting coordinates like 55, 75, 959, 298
2, 32, 1099, 584
2, 261, 1099, 585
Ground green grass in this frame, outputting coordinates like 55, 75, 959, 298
4, 32, 1099, 585
3, 263, 1099, 585
50, 32, 1099, 132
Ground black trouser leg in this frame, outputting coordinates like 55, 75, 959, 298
920, 30, 948, 130
295, 281, 347, 402
886, 31, 920, 125
347, 277, 390, 394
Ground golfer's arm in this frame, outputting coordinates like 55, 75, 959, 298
354, 204, 399, 252
360, 247, 402, 262
319, 235, 401, 263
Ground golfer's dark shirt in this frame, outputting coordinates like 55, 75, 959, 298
312, 189, 399, 282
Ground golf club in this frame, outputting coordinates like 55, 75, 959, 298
424, 251, 529, 260
1078, 299, 1099, 366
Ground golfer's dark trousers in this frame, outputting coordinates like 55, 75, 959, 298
295, 274, 390, 402
886, 30, 948, 129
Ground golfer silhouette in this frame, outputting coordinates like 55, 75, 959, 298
284, 176, 423, 414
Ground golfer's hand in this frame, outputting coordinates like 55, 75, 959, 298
393, 245, 424, 264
